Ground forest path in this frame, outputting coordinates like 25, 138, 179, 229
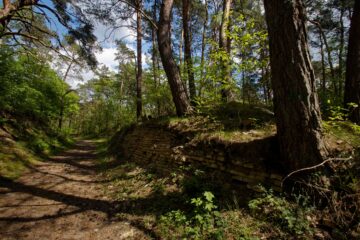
0, 140, 149, 240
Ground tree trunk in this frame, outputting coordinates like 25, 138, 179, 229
182, 0, 196, 104
158, 0, 191, 116
152, 1, 161, 117
199, 0, 208, 98
179, 28, 183, 68
219, 0, 233, 102
344, 0, 360, 124
319, 31, 326, 99
310, 20, 336, 93
338, 6, 345, 97
264, 0, 328, 171
136, 0, 143, 121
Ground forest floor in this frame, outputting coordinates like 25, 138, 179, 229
0, 140, 150, 240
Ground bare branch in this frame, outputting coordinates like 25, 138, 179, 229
281, 156, 353, 188
114, 0, 158, 30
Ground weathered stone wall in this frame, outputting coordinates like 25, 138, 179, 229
115, 123, 284, 191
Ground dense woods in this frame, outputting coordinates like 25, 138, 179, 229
1, 0, 359, 239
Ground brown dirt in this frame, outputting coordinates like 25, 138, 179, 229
0, 140, 152, 240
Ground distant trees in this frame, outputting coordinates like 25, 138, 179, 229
344, 0, 360, 124
0, 47, 78, 127
263, 0, 328, 170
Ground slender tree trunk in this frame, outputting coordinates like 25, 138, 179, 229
152, 1, 161, 117
264, 0, 328, 171
338, 6, 345, 98
179, 28, 183, 67
158, 0, 191, 116
310, 20, 336, 93
199, 0, 208, 98
344, 0, 360, 124
182, 0, 196, 104
58, 59, 74, 130
136, 0, 143, 121
319, 31, 326, 99
219, 0, 233, 102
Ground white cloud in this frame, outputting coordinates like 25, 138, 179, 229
95, 47, 118, 71
93, 22, 136, 47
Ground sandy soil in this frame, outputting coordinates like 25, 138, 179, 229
0, 140, 151, 240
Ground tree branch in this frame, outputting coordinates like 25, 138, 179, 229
281, 156, 353, 188
114, 0, 158, 30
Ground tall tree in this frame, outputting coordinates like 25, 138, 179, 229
182, 0, 196, 103
219, 0, 233, 102
263, 0, 328, 171
151, 0, 161, 116
158, 0, 191, 116
136, 0, 143, 120
199, 0, 208, 97
344, 0, 360, 124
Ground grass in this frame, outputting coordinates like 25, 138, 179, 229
0, 120, 76, 179
98, 154, 321, 239
0, 139, 39, 179
323, 120, 360, 148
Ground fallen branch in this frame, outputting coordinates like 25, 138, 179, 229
281, 156, 353, 188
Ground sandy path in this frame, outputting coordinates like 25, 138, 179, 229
0, 140, 150, 240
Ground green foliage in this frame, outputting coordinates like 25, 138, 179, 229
248, 188, 314, 237
75, 66, 136, 136
159, 191, 223, 239
0, 47, 79, 128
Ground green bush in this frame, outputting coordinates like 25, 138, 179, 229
30, 138, 50, 154
248, 188, 314, 237
159, 191, 223, 239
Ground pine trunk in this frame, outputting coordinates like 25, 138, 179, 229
152, 1, 161, 117
158, 0, 191, 116
182, 0, 196, 103
219, 0, 233, 102
264, 0, 328, 171
344, 0, 360, 124
136, 0, 143, 121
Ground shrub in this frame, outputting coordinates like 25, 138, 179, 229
159, 191, 223, 239
248, 188, 314, 237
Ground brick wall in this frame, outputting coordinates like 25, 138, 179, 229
113, 122, 284, 191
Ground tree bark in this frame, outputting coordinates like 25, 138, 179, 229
182, 0, 196, 104
344, 0, 360, 124
338, 6, 345, 97
158, 0, 191, 116
319, 31, 326, 99
199, 0, 208, 98
263, 0, 328, 171
152, 1, 161, 117
136, 0, 143, 121
219, 0, 233, 102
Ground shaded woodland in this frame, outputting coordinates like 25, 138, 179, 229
0, 0, 360, 239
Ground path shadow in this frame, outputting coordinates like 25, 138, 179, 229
0, 176, 182, 238
26, 165, 114, 184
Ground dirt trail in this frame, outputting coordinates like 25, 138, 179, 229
0, 140, 150, 240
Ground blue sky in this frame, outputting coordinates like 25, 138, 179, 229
40, 0, 150, 88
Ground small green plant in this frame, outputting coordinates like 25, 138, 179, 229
159, 191, 223, 239
30, 138, 50, 154
152, 181, 165, 194
248, 188, 314, 237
